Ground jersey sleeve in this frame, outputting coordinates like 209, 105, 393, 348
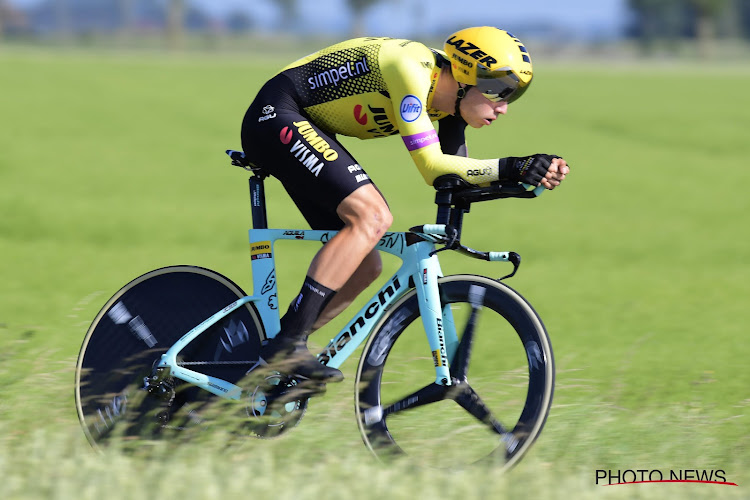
382, 42, 501, 186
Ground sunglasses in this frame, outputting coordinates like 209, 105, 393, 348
475, 66, 530, 104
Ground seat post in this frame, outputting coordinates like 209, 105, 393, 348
249, 176, 268, 230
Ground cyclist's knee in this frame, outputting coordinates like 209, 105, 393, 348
369, 206, 393, 239
338, 185, 393, 245
361, 206, 392, 246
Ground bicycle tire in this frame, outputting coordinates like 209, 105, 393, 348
74, 265, 265, 449
355, 275, 554, 469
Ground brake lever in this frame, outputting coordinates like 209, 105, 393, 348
498, 252, 521, 280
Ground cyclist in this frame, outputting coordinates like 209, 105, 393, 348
240, 26, 569, 383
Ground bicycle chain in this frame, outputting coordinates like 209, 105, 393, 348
177, 360, 256, 366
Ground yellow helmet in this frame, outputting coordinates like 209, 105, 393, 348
444, 26, 533, 103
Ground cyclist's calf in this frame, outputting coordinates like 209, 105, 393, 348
313, 249, 383, 331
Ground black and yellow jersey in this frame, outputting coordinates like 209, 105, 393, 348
276, 37, 500, 186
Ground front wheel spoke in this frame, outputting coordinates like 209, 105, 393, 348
450, 306, 480, 381
452, 384, 508, 436
382, 383, 447, 418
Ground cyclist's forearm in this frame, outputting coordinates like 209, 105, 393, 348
409, 147, 501, 186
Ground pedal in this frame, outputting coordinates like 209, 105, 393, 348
273, 378, 326, 406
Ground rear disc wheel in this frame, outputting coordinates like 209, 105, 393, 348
75, 266, 264, 448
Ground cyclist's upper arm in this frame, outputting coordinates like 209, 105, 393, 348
382, 43, 500, 186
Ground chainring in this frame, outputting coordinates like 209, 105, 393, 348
243, 371, 315, 438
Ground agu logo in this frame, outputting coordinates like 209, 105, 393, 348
399, 95, 422, 123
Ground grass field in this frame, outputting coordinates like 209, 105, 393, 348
1, 45, 749, 498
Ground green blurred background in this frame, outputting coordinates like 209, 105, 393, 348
1, 1, 750, 498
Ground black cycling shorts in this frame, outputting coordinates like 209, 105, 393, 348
241, 74, 374, 230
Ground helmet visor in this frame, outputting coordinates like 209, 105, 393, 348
475, 67, 529, 104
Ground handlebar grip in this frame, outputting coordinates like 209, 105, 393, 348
522, 183, 546, 197
420, 224, 447, 234
488, 252, 511, 262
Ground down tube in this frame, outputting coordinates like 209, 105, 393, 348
318, 232, 422, 370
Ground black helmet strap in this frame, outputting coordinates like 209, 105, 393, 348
454, 84, 473, 118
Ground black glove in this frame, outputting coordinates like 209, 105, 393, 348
498, 154, 561, 186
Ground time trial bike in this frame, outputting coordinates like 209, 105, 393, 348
74, 150, 555, 469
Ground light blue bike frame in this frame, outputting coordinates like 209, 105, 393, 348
157, 226, 514, 400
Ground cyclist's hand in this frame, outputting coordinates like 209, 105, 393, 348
540, 156, 569, 190
501, 154, 569, 190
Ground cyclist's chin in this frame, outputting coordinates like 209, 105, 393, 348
469, 117, 494, 129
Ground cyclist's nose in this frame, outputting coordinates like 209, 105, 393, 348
495, 102, 508, 115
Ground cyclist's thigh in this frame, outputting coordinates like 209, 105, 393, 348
242, 80, 374, 229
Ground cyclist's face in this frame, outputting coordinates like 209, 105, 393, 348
460, 87, 509, 128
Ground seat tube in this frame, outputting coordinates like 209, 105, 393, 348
249, 176, 268, 230
248, 229, 281, 337
414, 253, 452, 386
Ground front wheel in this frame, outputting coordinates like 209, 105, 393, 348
355, 275, 554, 469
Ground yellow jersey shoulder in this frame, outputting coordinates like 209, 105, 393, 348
277, 37, 447, 139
